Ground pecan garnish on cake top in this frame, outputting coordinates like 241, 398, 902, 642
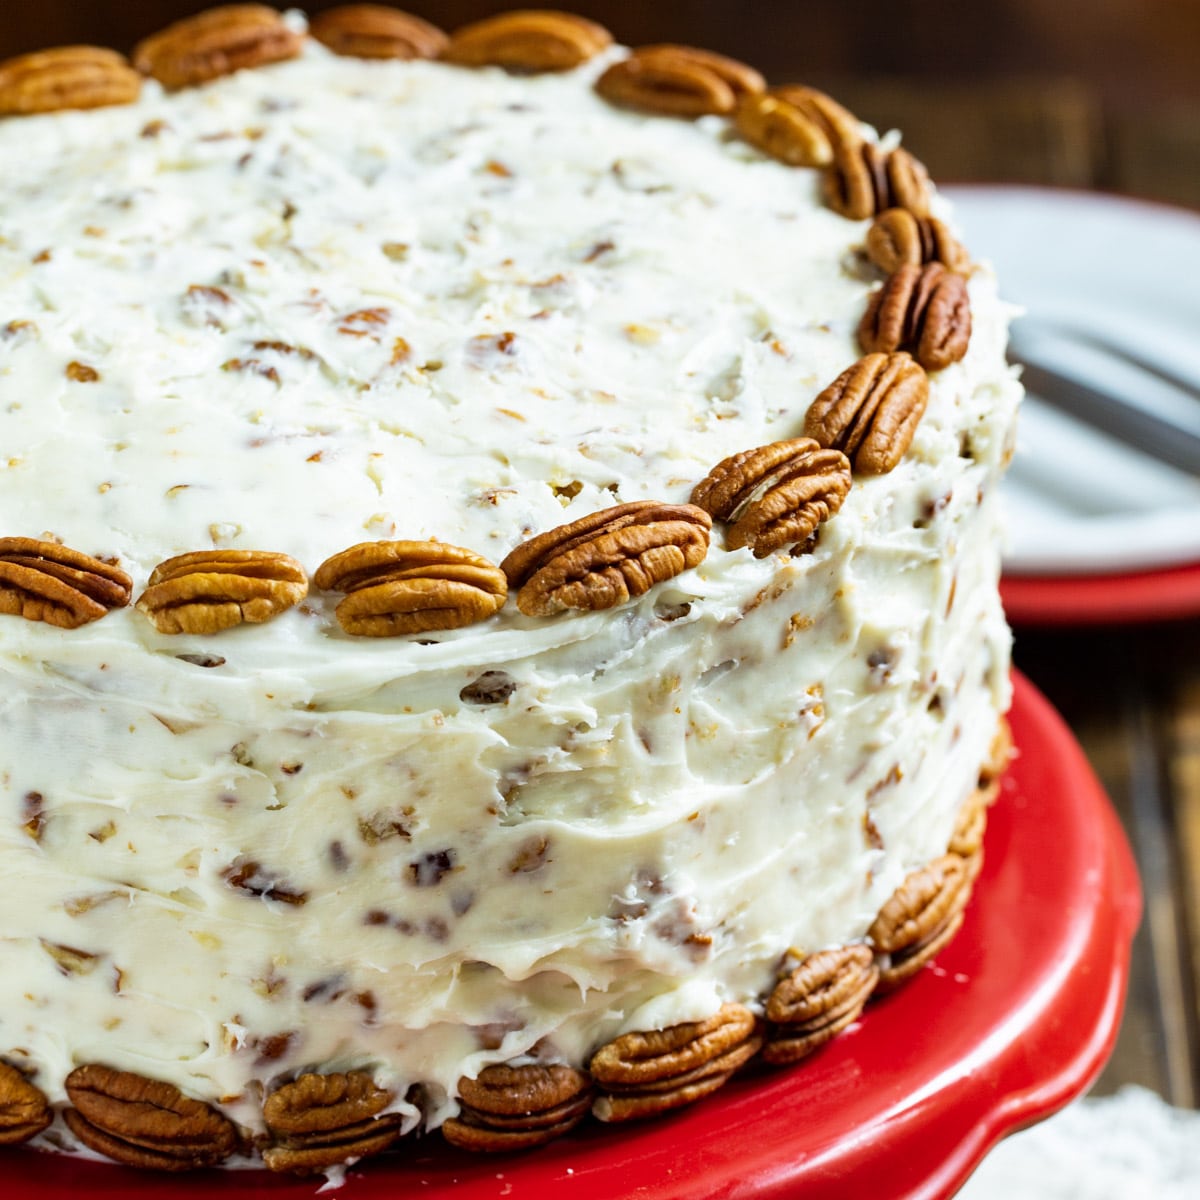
868, 853, 974, 991
262, 1070, 402, 1174
866, 208, 970, 276
442, 10, 612, 72
442, 1063, 592, 1152
803, 352, 929, 475
0, 1063, 52, 1146
824, 141, 932, 221
0, 537, 132, 629
309, 5, 448, 60
501, 501, 711, 617
0, 46, 141, 116
735, 85, 860, 167
858, 262, 972, 372
63, 1064, 239, 1171
764, 944, 879, 1064
315, 540, 508, 636
136, 549, 308, 634
690, 438, 852, 557
596, 44, 765, 117
133, 4, 303, 91
590, 1003, 761, 1122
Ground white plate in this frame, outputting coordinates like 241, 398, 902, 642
944, 185, 1200, 576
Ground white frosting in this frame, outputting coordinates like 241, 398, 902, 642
0, 35, 1019, 1142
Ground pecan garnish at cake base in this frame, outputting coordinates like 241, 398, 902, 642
63, 1064, 239, 1171
133, 4, 303, 91
0, 46, 141, 116
0, 537, 132, 629
262, 1070, 402, 1173
589, 1003, 761, 1122
803, 352, 929, 475
868, 853, 974, 992
441, 10, 612, 72
763, 944, 879, 1064
137, 549, 308, 634
949, 785, 989, 878
0, 1062, 52, 1145
442, 1063, 591, 1152
866, 208, 970, 276
735, 85, 860, 167
859, 262, 972, 372
690, 438, 852, 557
596, 44, 765, 117
314, 540, 507, 636
824, 141, 931, 221
309, 5, 448, 60
501, 501, 711, 617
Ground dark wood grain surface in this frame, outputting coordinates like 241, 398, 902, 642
4, 0, 1198, 1112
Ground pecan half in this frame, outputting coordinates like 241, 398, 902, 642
309, 5, 448, 60
133, 4, 303, 91
137, 549, 307, 635
590, 1003, 761, 1122
803, 352, 929, 475
0, 46, 141, 116
63, 1064, 238, 1171
443, 1063, 591, 1152
763, 944, 878, 1064
824, 141, 931, 221
262, 1070, 401, 1174
859, 262, 972, 372
0, 1063, 52, 1146
949, 785, 989, 875
735, 85, 860, 167
442, 10, 611, 72
0, 537, 132, 629
314, 540, 507, 636
868, 854, 973, 991
866, 208, 970, 275
596, 44, 765, 117
981, 717, 1014, 787
690, 438, 852, 557
501, 501, 711, 617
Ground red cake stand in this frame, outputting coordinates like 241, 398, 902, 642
6, 671, 1141, 1200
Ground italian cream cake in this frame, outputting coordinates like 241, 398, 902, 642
0, 5, 1019, 1173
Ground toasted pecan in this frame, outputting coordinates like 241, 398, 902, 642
590, 1003, 761, 1122
0, 46, 141, 116
443, 1063, 591, 1152
764, 944, 878, 1064
597, 44, 764, 117
735, 85, 860, 167
501, 501, 711, 617
0, 537, 132, 629
0, 1063, 52, 1146
803, 352, 929, 474
824, 141, 931, 222
866, 207, 970, 275
64, 1064, 238, 1171
442, 10, 611, 72
868, 854, 973, 991
858, 262, 972, 372
136, 549, 307, 635
133, 4, 303, 90
262, 1070, 401, 1174
691, 438, 852, 556
309, 5, 447, 60
314, 539, 507, 636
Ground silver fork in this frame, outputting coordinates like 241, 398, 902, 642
1007, 319, 1200, 478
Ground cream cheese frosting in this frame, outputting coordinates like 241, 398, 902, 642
0, 30, 1020, 1145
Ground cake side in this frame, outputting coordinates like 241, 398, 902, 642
0, 8, 1020, 1166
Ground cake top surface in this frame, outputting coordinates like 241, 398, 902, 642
0, 26, 1008, 680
